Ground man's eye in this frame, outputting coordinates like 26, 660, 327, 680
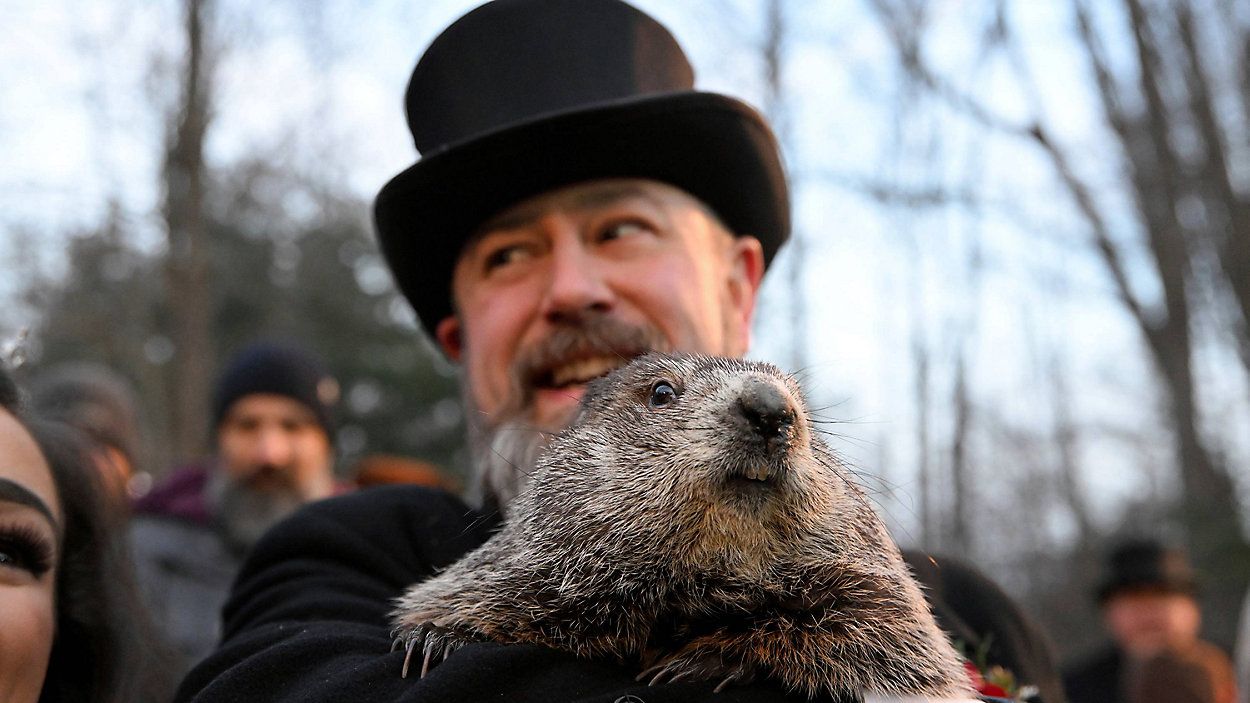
483, 244, 530, 271
599, 220, 650, 242
233, 418, 260, 433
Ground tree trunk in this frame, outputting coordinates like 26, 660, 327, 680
162, 0, 214, 461
1048, 353, 1096, 549
948, 352, 972, 552
759, 0, 806, 372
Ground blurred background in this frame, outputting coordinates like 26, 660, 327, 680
3, 0, 1248, 662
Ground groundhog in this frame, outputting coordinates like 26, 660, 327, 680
391, 353, 970, 700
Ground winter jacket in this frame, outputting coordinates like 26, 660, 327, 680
172, 485, 1033, 702
130, 463, 243, 676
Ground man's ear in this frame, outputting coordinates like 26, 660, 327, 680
435, 315, 464, 361
726, 235, 765, 351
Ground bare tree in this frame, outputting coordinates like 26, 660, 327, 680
758, 0, 808, 372
947, 351, 973, 552
162, 0, 215, 459
1048, 351, 1097, 551
867, 0, 1250, 645
1060, 0, 1249, 642
911, 313, 935, 548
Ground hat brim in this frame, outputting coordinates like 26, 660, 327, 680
373, 91, 789, 337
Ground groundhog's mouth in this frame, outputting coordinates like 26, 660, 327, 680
738, 466, 774, 481
725, 463, 784, 487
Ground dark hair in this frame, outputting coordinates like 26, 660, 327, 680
1131, 649, 1217, 703
904, 550, 1068, 703
28, 362, 141, 468
0, 364, 174, 702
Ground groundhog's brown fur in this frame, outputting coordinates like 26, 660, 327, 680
391, 353, 970, 699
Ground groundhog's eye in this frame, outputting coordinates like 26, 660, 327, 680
647, 380, 678, 409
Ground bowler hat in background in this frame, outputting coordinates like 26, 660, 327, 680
1096, 539, 1197, 603
374, 0, 791, 337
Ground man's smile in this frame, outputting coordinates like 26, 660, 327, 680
535, 354, 630, 389
528, 352, 641, 425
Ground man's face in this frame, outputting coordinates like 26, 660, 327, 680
1102, 588, 1201, 658
213, 394, 334, 548
437, 178, 764, 434
434, 179, 764, 507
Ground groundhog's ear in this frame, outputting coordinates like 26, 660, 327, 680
574, 373, 616, 423
436, 316, 463, 361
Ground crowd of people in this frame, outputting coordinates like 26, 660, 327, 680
1, 1, 1245, 702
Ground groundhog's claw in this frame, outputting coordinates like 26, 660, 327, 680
711, 670, 750, 693
638, 650, 757, 692
392, 623, 469, 678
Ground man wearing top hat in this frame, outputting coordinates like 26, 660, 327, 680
1063, 539, 1237, 703
175, 2, 790, 700
173, 1, 1043, 701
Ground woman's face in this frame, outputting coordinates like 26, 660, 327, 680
0, 407, 61, 703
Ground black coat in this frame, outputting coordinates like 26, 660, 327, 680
904, 551, 1067, 703
174, 486, 848, 703
1062, 647, 1124, 703
174, 486, 1048, 702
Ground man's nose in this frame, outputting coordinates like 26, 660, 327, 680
248, 427, 293, 467
540, 235, 613, 324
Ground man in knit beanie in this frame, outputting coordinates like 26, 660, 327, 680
131, 340, 342, 677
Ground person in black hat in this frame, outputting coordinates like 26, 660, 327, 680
1063, 539, 1235, 703
172, 2, 1017, 701
377, 0, 786, 514
905, 551, 1067, 703
130, 340, 342, 678
27, 361, 145, 503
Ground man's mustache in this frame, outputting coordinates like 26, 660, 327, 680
240, 463, 298, 492
467, 315, 670, 510
507, 315, 669, 408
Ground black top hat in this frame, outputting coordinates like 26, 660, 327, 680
374, 0, 790, 337
1096, 539, 1197, 603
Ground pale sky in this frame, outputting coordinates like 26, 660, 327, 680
3, 0, 1246, 550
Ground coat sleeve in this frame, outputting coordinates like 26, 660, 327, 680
173, 485, 809, 703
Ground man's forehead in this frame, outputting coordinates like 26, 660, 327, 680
223, 394, 318, 423
473, 179, 707, 237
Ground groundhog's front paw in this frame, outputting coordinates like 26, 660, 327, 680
637, 645, 759, 693
390, 622, 475, 678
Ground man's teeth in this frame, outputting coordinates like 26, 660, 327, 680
548, 356, 624, 388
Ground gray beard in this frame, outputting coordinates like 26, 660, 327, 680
206, 469, 305, 553
460, 312, 671, 513
464, 402, 553, 515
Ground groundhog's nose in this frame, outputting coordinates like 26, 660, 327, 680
734, 379, 795, 447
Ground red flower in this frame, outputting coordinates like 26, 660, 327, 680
964, 659, 1010, 697
964, 660, 984, 688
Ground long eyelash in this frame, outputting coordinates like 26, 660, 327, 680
0, 523, 54, 577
